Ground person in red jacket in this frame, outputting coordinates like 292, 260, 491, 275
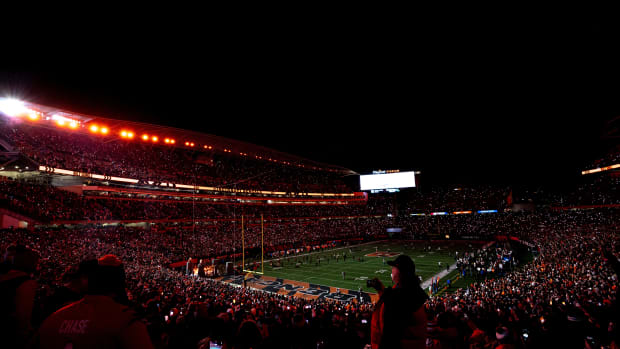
36, 254, 153, 349
0, 244, 40, 349
370, 254, 428, 349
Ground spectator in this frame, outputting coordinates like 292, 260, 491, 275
36, 254, 154, 349
371, 254, 428, 349
0, 244, 40, 349
40, 259, 98, 321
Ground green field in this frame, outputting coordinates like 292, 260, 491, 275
244, 240, 485, 293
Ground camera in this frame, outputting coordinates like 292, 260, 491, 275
366, 278, 381, 289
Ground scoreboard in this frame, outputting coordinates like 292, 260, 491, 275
359, 170, 416, 192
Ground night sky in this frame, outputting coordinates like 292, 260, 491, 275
2, 18, 619, 187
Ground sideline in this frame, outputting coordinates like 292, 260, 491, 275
421, 262, 458, 290
421, 240, 494, 289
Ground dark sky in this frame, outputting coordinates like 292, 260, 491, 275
1, 18, 619, 187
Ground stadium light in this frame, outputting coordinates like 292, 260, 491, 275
142, 134, 149, 141
170, 139, 175, 144
165, 138, 171, 144
100, 127, 109, 135
27, 111, 40, 121
90, 125, 99, 133
151, 136, 158, 142
69, 120, 78, 129
120, 130, 134, 139
0, 98, 27, 117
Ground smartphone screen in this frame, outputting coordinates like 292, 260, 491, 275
210, 342, 223, 349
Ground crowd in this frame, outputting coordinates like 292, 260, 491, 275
0, 226, 377, 349
1, 113, 619, 348
543, 180, 620, 207
0, 177, 376, 223
0, 208, 617, 348
398, 186, 510, 213
454, 241, 517, 281
424, 210, 619, 348
0, 119, 350, 194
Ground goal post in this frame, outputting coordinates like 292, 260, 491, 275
242, 214, 264, 275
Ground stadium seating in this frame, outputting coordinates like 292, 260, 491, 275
1, 110, 619, 348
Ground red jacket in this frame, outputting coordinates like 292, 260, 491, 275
37, 295, 153, 349
371, 286, 428, 349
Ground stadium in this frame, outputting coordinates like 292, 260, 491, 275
0, 91, 618, 349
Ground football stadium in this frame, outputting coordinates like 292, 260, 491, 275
0, 92, 618, 349
11, 13, 620, 340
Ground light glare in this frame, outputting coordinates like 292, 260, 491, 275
0, 98, 27, 117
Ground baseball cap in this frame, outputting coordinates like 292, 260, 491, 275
387, 255, 416, 275
98, 254, 123, 267
88, 254, 125, 295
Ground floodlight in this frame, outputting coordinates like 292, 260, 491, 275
0, 98, 27, 117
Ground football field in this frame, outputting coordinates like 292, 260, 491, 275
244, 240, 485, 293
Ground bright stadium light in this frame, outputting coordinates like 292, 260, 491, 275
27, 111, 40, 120
69, 120, 78, 129
142, 134, 149, 141
0, 98, 27, 117
100, 127, 109, 135
127, 132, 134, 139
90, 125, 99, 133
121, 131, 128, 137
151, 136, 158, 142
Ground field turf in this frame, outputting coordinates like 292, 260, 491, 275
245, 240, 483, 293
